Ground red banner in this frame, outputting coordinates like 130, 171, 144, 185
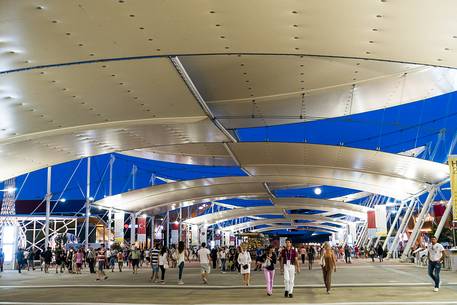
433, 204, 446, 217
367, 211, 376, 229
137, 217, 146, 235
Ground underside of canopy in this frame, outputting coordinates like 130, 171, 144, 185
1, 1, 457, 181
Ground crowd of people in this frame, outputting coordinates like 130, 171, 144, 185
0, 234, 446, 295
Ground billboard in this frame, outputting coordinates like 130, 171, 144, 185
449, 155, 457, 221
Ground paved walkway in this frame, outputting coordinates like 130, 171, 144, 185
1, 259, 457, 304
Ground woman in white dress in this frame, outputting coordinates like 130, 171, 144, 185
237, 243, 252, 286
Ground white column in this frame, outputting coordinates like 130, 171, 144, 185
401, 187, 437, 260
107, 155, 115, 245
131, 213, 136, 245
388, 198, 415, 257
151, 215, 155, 247
382, 200, 406, 251
178, 207, 182, 242
166, 210, 170, 248
85, 157, 91, 249
44, 167, 51, 249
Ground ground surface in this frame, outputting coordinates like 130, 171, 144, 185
1, 259, 457, 305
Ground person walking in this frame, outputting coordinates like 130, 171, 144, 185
377, 244, 384, 262
321, 242, 337, 294
117, 251, 124, 272
54, 245, 65, 273
109, 249, 117, 272
210, 247, 218, 270
198, 242, 211, 284
158, 246, 169, 284
42, 247, 52, 273
149, 244, 160, 282
369, 247, 375, 262
427, 236, 446, 292
237, 243, 252, 286
219, 247, 228, 273
0, 248, 4, 272
280, 239, 300, 298
75, 248, 84, 274
86, 247, 96, 274
27, 249, 35, 271
16, 248, 25, 273
176, 241, 189, 285
130, 246, 141, 274
300, 245, 306, 265
344, 244, 352, 264
307, 245, 315, 270
261, 246, 277, 296
96, 245, 108, 281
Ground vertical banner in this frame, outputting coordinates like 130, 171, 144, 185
348, 222, 357, 245
137, 217, 146, 243
367, 210, 377, 238
375, 205, 387, 236
449, 155, 457, 220
223, 231, 231, 246
114, 212, 125, 243
199, 226, 207, 245
170, 223, 179, 245
191, 225, 199, 246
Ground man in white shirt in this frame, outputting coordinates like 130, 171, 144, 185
427, 236, 445, 292
197, 242, 211, 284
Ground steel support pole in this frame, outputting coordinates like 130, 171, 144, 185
131, 213, 136, 245
44, 166, 51, 249
178, 207, 182, 242
388, 198, 415, 257
435, 197, 452, 239
166, 210, 170, 248
107, 155, 114, 245
383, 200, 406, 251
401, 187, 437, 260
85, 157, 91, 249
151, 215, 155, 248
132, 165, 137, 190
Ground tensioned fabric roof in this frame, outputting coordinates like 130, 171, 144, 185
94, 142, 448, 213
1, 0, 457, 181
1, 1, 455, 234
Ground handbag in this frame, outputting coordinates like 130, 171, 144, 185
242, 264, 249, 270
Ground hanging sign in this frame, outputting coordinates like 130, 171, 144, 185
137, 217, 146, 242
114, 212, 125, 243
449, 155, 457, 221
367, 210, 377, 238
375, 205, 387, 236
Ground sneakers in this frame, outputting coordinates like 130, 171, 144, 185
284, 291, 289, 298
178, 280, 184, 285
434, 288, 439, 292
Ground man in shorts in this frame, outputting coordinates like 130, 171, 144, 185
54, 245, 65, 273
197, 242, 211, 284
149, 243, 160, 282
96, 244, 108, 281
